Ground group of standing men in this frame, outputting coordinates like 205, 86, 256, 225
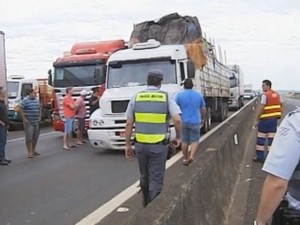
0, 85, 102, 165
62, 86, 101, 150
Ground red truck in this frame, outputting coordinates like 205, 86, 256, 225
48, 40, 126, 133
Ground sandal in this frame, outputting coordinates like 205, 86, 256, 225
188, 158, 194, 164
70, 144, 78, 148
63, 147, 70, 151
183, 159, 189, 166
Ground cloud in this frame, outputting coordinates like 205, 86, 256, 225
0, 0, 300, 89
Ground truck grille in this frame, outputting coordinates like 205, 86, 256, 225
111, 100, 129, 113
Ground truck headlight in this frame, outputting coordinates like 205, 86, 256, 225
92, 119, 104, 127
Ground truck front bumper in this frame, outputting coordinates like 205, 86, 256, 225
87, 128, 133, 150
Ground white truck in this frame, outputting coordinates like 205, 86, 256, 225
88, 39, 231, 150
0, 31, 7, 99
228, 65, 244, 110
7, 75, 53, 122
244, 84, 254, 100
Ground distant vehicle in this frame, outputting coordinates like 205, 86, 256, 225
244, 84, 254, 100
228, 65, 244, 110
0, 31, 7, 102
48, 40, 127, 133
7, 75, 53, 122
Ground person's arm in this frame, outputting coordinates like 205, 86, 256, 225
168, 96, 182, 142
19, 100, 29, 123
0, 119, 5, 126
200, 95, 206, 125
39, 104, 42, 121
279, 95, 284, 115
125, 117, 134, 146
256, 112, 300, 225
255, 94, 266, 124
67, 98, 77, 110
125, 98, 135, 159
256, 175, 288, 225
91, 96, 100, 106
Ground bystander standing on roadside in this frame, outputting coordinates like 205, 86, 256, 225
89, 87, 100, 116
0, 86, 11, 165
62, 87, 78, 150
175, 78, 206, 166
253, 79, 283, 162
19, 88, 41, 158
76, 90, 87, 145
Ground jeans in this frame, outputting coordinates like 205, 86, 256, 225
0, 125, 7, 160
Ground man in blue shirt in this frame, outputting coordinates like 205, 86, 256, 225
20, 88, 41, 158
175, 78, 206, 165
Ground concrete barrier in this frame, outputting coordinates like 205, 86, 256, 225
98, 99, 258, 225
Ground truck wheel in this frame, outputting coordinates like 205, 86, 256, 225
223, 102, 228, 119
216, 102, 228, 122
201, 107, 211, 134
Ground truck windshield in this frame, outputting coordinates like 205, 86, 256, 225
7, 81, 19, 99
107, 60, 176, 88
53, 65, 105, 87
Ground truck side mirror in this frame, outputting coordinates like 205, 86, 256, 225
187, 60, 195, 78
48, 69, 53, 86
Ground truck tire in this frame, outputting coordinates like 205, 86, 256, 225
201, 107, 211, 134
216, 101, 227, 122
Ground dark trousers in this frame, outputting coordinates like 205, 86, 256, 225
135, 142, 168, 207
0, 126, 7, 160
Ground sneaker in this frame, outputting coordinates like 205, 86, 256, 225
0, 160, 9, 166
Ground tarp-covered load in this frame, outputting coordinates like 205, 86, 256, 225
129, 13, 209, 68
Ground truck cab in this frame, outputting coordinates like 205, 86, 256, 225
228, 65, 244, 110
7, 75, 38, 122
87, 39, 230, 150
88, 40, 190, 150
48, 40, 126, 132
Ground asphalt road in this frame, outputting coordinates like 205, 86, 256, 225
243, 97, 300, 225
1, 131, 139, 225
0, 110, 236, 225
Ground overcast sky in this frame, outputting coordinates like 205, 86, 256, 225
0, 0, 299, 90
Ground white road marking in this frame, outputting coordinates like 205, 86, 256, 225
76, 99, 256, 225
7, 131, 58, 143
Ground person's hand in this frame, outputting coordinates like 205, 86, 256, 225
0, 121, 5, 126
125, 144, 135, 160
171, 138, 181, 149
253, 120, 259, 129
200, 120, 204, 128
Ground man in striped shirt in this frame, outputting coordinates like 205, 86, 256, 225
20, 88, 41, 158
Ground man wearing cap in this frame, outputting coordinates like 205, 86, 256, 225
125, 69, 182, 207
76, 90, 87, 145
175, 78, 206, 165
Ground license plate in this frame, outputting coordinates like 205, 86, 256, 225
120, 131, 126, 137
